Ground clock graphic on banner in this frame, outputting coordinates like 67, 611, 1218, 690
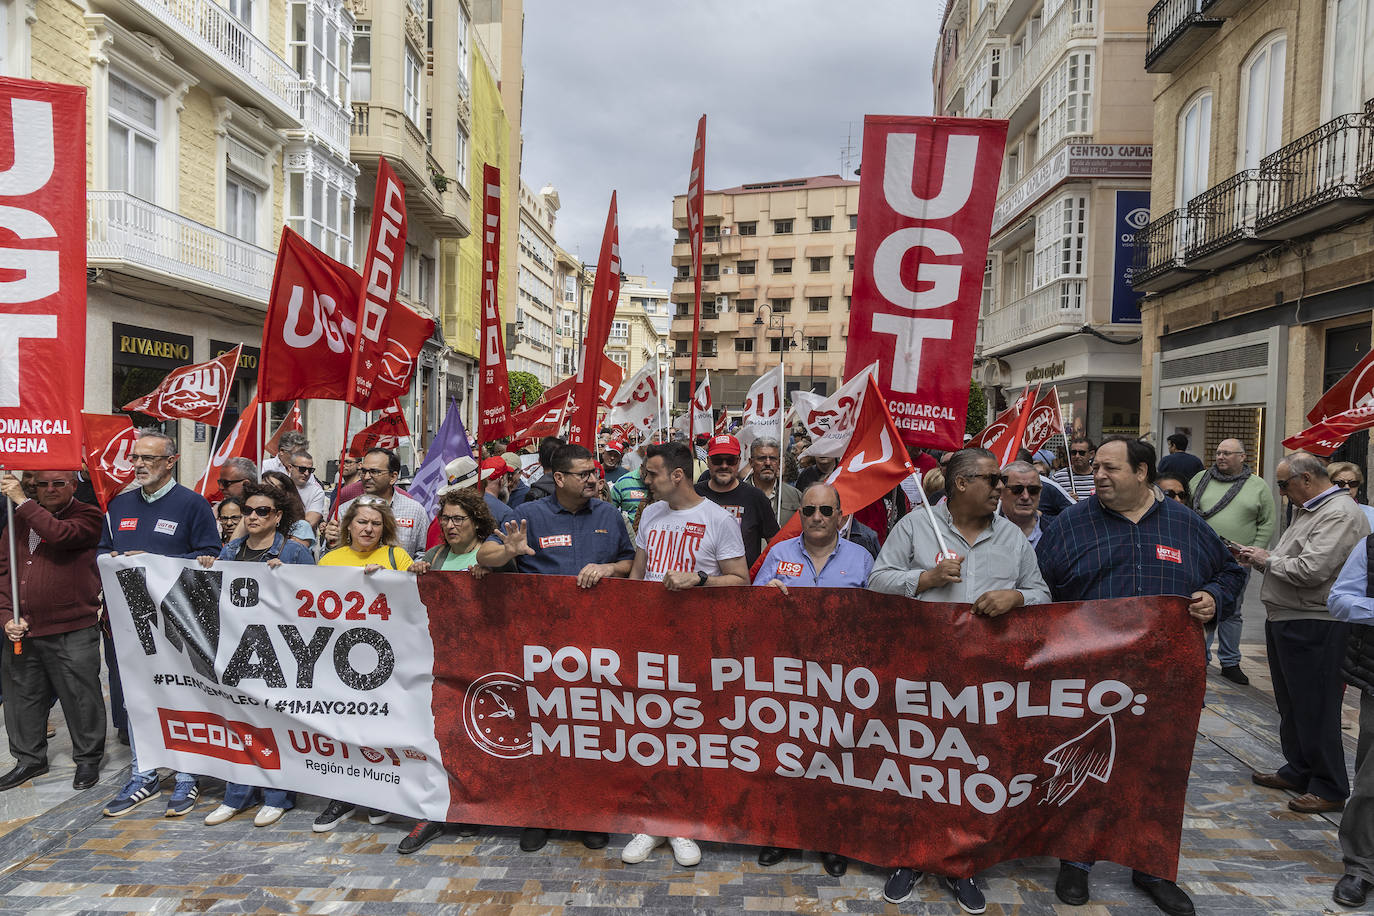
464, 672, 533, 758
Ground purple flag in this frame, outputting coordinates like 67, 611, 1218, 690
409, 399, 473, 519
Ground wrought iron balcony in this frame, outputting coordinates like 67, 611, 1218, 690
1184, 169, 1276, 269
980, 280, 1085, 356
1255, 112, 1374, 239
1358, 97, 1374, 194
1132, 208, 1203, 292
1145, 0, 1224, 73
87, 191, 275, 306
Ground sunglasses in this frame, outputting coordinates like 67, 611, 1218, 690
1161, 489, 1186, 500
355, 495, 388, 507
245, 505, 277, 517
1276, 479, 1290, 490
559, 469, 599, 480
967, 473, 1007, 487
800, 504, 836, 518
130, 454, 172, 464
1335, 479, 1361, 489
1006, 484, 1041, 496
217, 478, 245, 488
291, 465, 315, 474
1069, 449, 1091, 456
709, 455, 739, 465
33, 481, 70, 489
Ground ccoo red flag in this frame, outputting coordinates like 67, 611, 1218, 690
349, 401, 411, 454
686, 115, 706, 409
752, 375, 915, 578
347, 158, 410, 409
122, 346, 240, 425
477, 164, 514, 443
196, 396, 261, 501
843, 116, 1007, 451
80, 413, 137, 510
567, 194, 621, 448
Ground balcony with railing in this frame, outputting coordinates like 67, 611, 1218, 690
290, 82, 351, 157
1362, 97, 1374, 191
1145, 0, 1225, 73
102, 0, 299, 123
1132, 208, 1203, 292
1255, 112, 1374, 238
351, 103, 470, 237
87, 191, 275, 306
980, 279, 1086, 355
1184, 169, 1276, 269
991, 0, 1097, 124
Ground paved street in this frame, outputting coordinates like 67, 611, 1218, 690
0, 577, 1362, 915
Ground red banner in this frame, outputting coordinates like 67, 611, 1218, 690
511, 393, 570, 443
350, 400, 411, 454
1309, 347, 1374, 423
993, 386, 1037, 467
686, 115, 706, 408
843, 116, 1007, 451
1283, 403, 1374, 456
348, 158, 410, 410
258, 229, 431, 405
195, 396, 261, 501
80, 413, 136, 510
1022, 386, 1065, 453
568, 195, 621, 448
263, 400, 302, 457
121, 346, 240, 425
477, 164, 514, 444
0, 77, 86, 468
421, 573, 1204, 878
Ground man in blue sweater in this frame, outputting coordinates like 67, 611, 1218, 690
98, 430, 219, 819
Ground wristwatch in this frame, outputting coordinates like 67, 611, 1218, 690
697, 570, 708, 587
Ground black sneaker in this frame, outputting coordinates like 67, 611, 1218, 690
883, 867, 923, 904
1056, 862, 1090, 906
941, 876, 987, 914
397, 820, 445, 854
312, 800, 356, 833
1220, 665, 1249, 685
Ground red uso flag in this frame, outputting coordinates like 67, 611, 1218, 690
567, 193, 621, 448
347, 158, 408, 410
477, 164, 514, 443
121, 346, 240, 425
80, 413, 137, 510
843, 115, 1007, 450
0, 77, 86, 468
349, 400, 411, 454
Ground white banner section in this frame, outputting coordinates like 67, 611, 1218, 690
98, 555, 450, 820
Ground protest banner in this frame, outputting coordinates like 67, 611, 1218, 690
477, 164, 514, 443
101, 556, 1204, 878
347, 158, 408, 410
0, 77, 87, 467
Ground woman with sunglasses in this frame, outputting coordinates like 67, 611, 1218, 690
1156, 473, 1192, 505
260, 470, 316, 549
1328, 461, 1374, 528
196, 482, 314, 828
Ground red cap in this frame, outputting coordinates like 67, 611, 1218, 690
603, 439, 626, 455
480, 456, 508, 475
707, 434, 741, 457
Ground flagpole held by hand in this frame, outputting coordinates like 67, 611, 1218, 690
908, 468, 954, 560
3, 477, 22, 656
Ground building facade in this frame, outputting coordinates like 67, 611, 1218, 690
935, 0, 1154, 442
607, 275, 670, 381
668, 175, 859, 408
511, 181, 559, 385
1132, 0, 1374, 479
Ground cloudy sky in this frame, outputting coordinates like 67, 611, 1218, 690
520, 1, 938, 288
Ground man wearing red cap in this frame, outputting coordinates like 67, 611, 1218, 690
695, 434, 779, 568
478, 456, 515, 527
600, 440, 629, 484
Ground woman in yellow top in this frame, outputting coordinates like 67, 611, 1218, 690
318, 496, 412, 572
312, 495, 409, 835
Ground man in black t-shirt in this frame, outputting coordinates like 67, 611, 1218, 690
694, 434, 779, 567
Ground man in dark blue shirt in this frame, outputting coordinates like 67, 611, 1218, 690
1036, 436, 1243, 916
477, 442, 634, 853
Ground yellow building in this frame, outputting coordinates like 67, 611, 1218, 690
1133, 0, 1374, 476
608, 275, 670, 381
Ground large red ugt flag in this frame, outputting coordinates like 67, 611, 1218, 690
844, 116, 1007, 451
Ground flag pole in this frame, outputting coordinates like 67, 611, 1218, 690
332, 404, 353, 522
909, 468, 953, 558
4, 479, 22, 656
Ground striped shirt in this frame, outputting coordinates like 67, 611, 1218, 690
1036, 493, 1246, 614
1051, 468, 1096, 502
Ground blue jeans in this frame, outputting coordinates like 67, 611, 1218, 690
128, 727, 196, 788
1205, 567, 1248, 667
223, 783, 294, 810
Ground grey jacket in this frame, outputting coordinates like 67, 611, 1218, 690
1261, 489, 1370, 622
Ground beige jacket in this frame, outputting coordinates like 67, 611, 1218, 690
1260, 490, 1370, 622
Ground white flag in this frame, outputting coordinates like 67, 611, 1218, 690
798, 362, 881, 458
604, 357, 661, 433
691, 371, 713, 437
737, 364, 786, 454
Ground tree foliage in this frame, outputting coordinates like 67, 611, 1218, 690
966, 381, 988, 437
508, 372, 544, 411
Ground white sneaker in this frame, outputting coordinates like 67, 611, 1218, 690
254, 805, 286, 827
620, 833, 664, 863
203, 804, 241, 826
669, 836, 701, 867
367, 809, 389, 825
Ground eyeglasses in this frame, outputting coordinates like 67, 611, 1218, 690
752, 455, 779, 463
1216, 449, 1243, 456
709, 455, 739, 465
33, 480, 70, 489
291, 465, 315, 475
1069, 449, 1090, 457
217, 478, 245, 488
245, 505, 277, 518
1276, 478, 1290, 490
130, 453, 172, 464
1335, 478, 1361, 489
1161, 489, 1186, 500
966, 473, 1007, 487
358, 468, 389, 477
559, 468, 599, 480
439, 514, 471, 525
1005, 484, 1041, 497
800, 504, 836, 517
355, 495, 387, 507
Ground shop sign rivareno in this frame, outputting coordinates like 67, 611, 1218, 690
113, 323, 193, 370
1177, 382, 1236, 405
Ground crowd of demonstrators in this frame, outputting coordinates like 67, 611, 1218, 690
196, 480, 313, 827
326, 448, 427, 558
1051, 436, 1097, 501
1240, 452, 1368, 815
1190, 438, 1276, 685
694, 435, 779, 568
98, 430, 220, 818
744, 436, 800, 526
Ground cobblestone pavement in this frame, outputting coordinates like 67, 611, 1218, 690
0, 575, 1362, 914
